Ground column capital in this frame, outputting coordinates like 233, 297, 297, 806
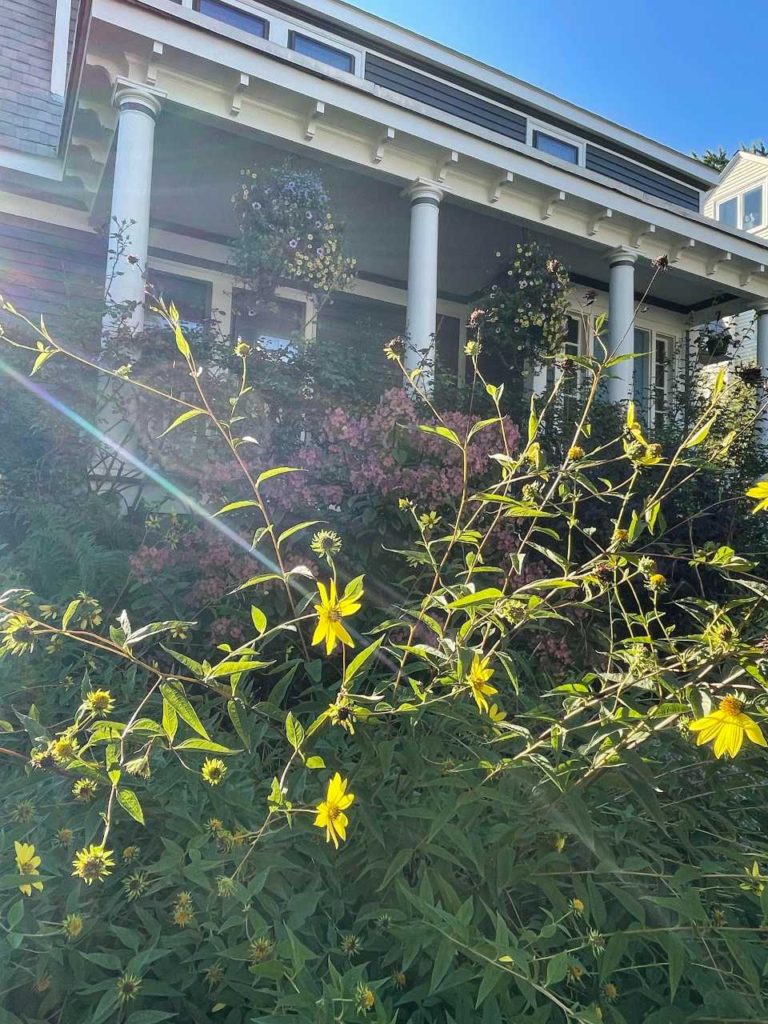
402, 178, 445, 205
112, 77, 166, 119
755, 304, 768, 317
606, 246, 638, 267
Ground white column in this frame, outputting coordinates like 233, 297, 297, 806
606, 247, 638, 404
105, 79, 165, 333
404, 179, 443, 385
756, 306, 768, 443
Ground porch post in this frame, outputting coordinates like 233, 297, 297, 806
404, 179, 443, 385
606, 247, 637, 404
756, 306, 768, 443
104, 79, 165, 333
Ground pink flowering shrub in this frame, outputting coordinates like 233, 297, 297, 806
269, 387, 521, 513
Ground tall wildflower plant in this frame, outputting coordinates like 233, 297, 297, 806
2, 269, 768, 1024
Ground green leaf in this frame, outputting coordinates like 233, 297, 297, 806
61, 598, 81, 631
126, 1012, 177, 1024
175, 738, 240, 754
419, 424, 462, 447
305, 755, 325, 769
212, 499, 260, 517
160, 682, 209, 739
173, 323, 191, 360
683, 416, 715, 449
31, 348, 54, 374
278, 519, 323, 547
158, 407, 205, 437
207, 659, 271, 679
162, 698, 178, 742
227, 699, 251, 752
116, 788, 145, 825
250, 606, 267, 634
447, 588, 503, 609
256, 466, 302, 487
344, 636, 383, 686
6, 899, 23, 930
545, 950, 569, 986
527, 394, 538, 444
285, 711, 304, 751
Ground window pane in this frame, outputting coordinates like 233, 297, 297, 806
717, 197, 738, 228
233, 297, 304, 354
655, 334, 671, 431
743, 187, 763, 230
315, 293, 403, 400
633, 328, 651, 412
196, 0, 267, 38
289, 32, 354, 73
533, 130, 579, 164
146, 271, 211, 328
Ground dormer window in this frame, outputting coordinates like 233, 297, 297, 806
528, 121, 584, 166
716, 185, 764, 231
288, 31, 355, 73
194, 0, 268, 39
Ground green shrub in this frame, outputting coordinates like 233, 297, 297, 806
2, 294, 768, 1024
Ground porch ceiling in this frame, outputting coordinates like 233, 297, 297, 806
91, 112, 738, 314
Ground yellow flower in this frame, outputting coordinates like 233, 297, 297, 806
62, 913, 84, 940
52, 732, 79, 763
567, 445, 585, 461
82, 690, 115, 716
314, 772, 355, 849
116, 974, 141, 1003
467, 654, 497, 714
14, 841, 43, 896
54, 827, 74, 847
688, 696, 767, 758
570, 897, 585, 915
72, 844, 115, 885
355, 984, 375, 1013
201, 758, 227, 785
312, 578, 362, 656
310, 529, 342, 559
488, 703, 507, 723
747, 479, 768, 513
72, 778, 98, 801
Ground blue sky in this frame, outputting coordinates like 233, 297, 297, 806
355, 0, 766, 159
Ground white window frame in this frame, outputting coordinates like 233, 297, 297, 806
527, 119, 585, 167
632, 327, 676, 425
191, 0, 271, 39
186, 0, 364, 74
716, 185, 765, 233
286, 29, 362, 76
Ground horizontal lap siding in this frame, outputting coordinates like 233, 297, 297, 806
0, 214, 104, 339
365, 53, 526, 142
586, 145, 700, 211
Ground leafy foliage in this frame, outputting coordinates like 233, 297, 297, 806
2, 185, 768, 1024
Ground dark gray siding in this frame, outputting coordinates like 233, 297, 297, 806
365, 53, 527, 142
0, 0, 65, 156
0, 213, 104, 339
585, 145, 700, 211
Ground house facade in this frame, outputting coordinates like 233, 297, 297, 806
4, 0, 768, 421
704, 151, 768, 369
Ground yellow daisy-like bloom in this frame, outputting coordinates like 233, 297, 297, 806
83, 689, 115, 716
688, 696, 767, 759
72, 844, 115, 885
52, 733, 79, 763
15, 841, 43, 896
314, 772, 355, 849
312, 579, 361, 656
488, 703, 507, 723
467, 654, 498, 714
62, 913, 84, 940
201, 758, 227, 785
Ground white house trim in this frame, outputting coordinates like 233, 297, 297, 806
51, 0, 74, 97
